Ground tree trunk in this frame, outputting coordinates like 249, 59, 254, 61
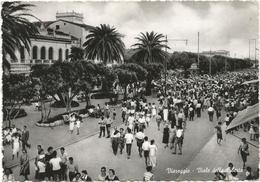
124, 85, 127, 100
85, 91, 91, 109
146, 78, 152, 96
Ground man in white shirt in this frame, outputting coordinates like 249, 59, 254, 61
125, 128, 134, 159
142, 136, 150, 166
135, 129, 145, 157
208, 106, 214, 122
173, 126, 184, 155
49, 151, 62, 181
60, 147, 68, 180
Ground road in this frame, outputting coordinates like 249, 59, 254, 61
10, 101, 218, 181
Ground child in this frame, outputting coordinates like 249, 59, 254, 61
112, 109, 116, 121
146, 114, 151, 127
143, 166, 153, 181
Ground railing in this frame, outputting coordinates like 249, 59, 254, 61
10, 59, 57, 74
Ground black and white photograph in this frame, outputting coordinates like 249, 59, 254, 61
1, 0, 259, 181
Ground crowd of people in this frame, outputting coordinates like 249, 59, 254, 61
2, 70, 259, 181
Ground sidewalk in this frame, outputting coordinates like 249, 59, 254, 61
3, 98, 112, 168
177, 128, 259, 181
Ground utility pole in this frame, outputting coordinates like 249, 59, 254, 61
249, 39, 251, 59
254, 39, 257, 68
197, 32, 200, 68
209, 49, 212, 75
225, 56, 227, 72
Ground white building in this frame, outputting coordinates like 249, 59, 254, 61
201, 50, 230, 57
7, 11, 94, 74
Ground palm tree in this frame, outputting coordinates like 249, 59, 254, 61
131, 31, 169, 64
83, 24, 125, 65
2, 2, 38, 65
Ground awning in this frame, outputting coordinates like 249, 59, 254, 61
242, 79, 259, 85
226, 103, 259, 131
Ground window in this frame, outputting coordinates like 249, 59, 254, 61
32, 46, 38, 59
48, 47, 53, 60
58, 48, 63, 61
40, 47, 46, 59
20, 46, 25, 62
65, 49, 69, 60
56, 25, 60, 30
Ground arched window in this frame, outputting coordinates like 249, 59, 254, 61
20, 46, 25, 62
40, 47, 46, 59
65, 49, 69, 60
32, 46, 38, 59
58, 48, 63, 61
48, 47, 53, 60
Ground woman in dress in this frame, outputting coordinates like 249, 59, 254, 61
69, 113, 76, 134
76, 116, 81, 135
151, 103, 157, 118
111, 127, 120, 155
20, 149, 30, 180
118, 128, 125, 154
12, 133, 20, 160
162, 124, 170, 148
149, 140, 158, 168
238, 138, 249, 169
249, 123, 256, 141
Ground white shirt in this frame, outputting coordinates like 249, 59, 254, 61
37, 161, 46, 173
142, 141, 150, 151
176, 129, 183, 138
139, 117, 145, 124
125, 133, 134, 144
49, 157, 62, 171
208, 107, 214, 112
135, 132, 145, 140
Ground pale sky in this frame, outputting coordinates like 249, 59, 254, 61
28, 1, 258, 58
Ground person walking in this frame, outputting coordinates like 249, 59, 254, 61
98, 116, 106, 138
135, 128, 145, 157
155, 114, 162, 131
118, 128, 125, 154
143, 166, 154, 181
19, 149, 30, 181
69, 113, 76, 134
142, 136, 150, 166
149, 140, 158, 168
21, 126, 31, 151
12, 133, 20, 160
111, 127, 120, 155
238, 138, 249, 169
173, 126, 184, 155
151, 103, 157, 118
105, 115, 112, 138
76, 116, 81, 135
208, 105, 214, 122
67, 157, 79, 181
49, 150, 62, 181
125, 127, 134, 159
162, 124, 170, 148
60, 147, 68, 180
215, 122, 223, 144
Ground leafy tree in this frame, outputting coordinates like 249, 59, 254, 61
3, 74, 36, 127
83, 24, 125, 64
142, 63, 164, 95
2, 2, 38, 67
131, 31, 169, 64
69, 46, 84, 62
116, 63, 148, 82
115, 68, 137, 99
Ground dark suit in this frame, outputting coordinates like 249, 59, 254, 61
21, 130, 30, 150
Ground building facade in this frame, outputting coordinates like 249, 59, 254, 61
201, 50, 230, 57
7, 11, 93, 74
